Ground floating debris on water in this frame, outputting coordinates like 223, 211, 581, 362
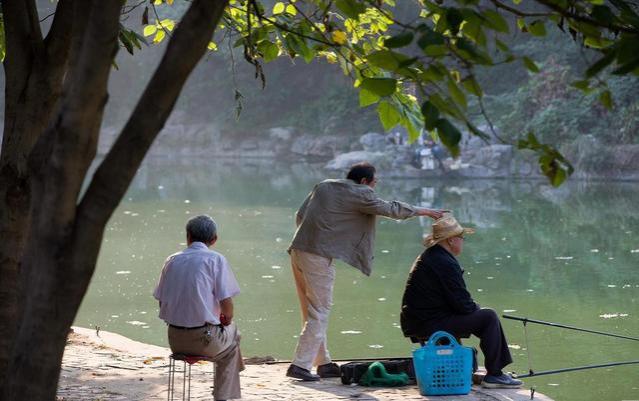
508, 344, 521, 350
111, 315, 119, 318
607, 284, 617, 288
115, 271, 131, 275
275, 237, 283, 242
123, 211, 132, 215
608, 257, 615, 260
341, 330, 362, 335
157, 185, 164, 189
381, 250, 390, 254
377, 298, 386, 302
271, 265, 282, 269
631, 249, 639, 253
184, 200, 190, 204
599, 313, 629, 319
368, 344, 384, 349
503, 309, 517, 313
554, 256, 573, 260
126, 321, 146, 326
547, 383, 560, 386
487, 276, 494, 280
590, 249, 599, 253
261, 275, 274, 279
526, 289, 534, 292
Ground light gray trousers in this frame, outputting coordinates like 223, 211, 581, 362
168, 323, 244, 400
290, 249, 335, 371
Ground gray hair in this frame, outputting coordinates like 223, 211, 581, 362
186, 215, 217, 243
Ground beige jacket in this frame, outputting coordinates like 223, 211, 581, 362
289, 179, 418, 276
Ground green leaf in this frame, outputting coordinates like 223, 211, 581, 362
258, 40, 279, 62
585, 51, 616, 77
462, 76, 483, 97
599, 89, 613, 110
571, 79, 592, 93
384, 31, 414, 48
366, 50, 410, 71
417, 28, 445, 49
377, 101, 402, 131
143, 25, 157, 37
522, 56, 540, 73
421, 101, 440, 130
272, 2, 285, 14
335, 0, 366, 20
528, 20, 547, 36
359, 89, 380, 107
445, 8, 464, 35
435, 119, 462, 157
447, 80, 467, 109
482, 10, 509, 33
360, 78, 397, 97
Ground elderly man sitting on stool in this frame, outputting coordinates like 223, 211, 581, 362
154, 215, 244, 401
400, 215, 522, 389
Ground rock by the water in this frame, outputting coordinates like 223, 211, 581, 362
359, 132, 387, 152
324, 151, 386, 170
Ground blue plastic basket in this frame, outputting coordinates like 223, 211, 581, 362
412, 331, 473, 396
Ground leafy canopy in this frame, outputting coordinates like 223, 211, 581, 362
5, 0, 638, 186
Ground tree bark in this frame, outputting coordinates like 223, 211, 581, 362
2, 0, 229, 399
0, 0, 73, 393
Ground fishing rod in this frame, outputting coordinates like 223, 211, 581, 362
503, 314, 639, 379
503, 314, 639, 342
515, 360, 639, 378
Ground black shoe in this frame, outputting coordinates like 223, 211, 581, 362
317, 362, 341, 378
286, 364, 320, 381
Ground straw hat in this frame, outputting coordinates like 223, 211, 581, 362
423, 214, 475, 248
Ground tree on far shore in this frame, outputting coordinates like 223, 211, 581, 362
0, 0, 637, 399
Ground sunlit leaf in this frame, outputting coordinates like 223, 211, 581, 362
377, 101, 401, 131
360, 89, 380, 107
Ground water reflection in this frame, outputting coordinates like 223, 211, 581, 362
78, 158, 638, 401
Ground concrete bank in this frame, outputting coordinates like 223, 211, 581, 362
57, 327, 553, 401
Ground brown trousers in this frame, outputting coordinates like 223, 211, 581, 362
168, 323, 244, 400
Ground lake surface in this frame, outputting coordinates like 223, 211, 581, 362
76, 158, 639, 401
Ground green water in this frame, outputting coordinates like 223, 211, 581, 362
76, 158, 639, 401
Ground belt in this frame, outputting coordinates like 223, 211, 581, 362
169, 323, 208, 330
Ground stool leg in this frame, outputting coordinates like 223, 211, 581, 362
187, 363, 192, 401
168, 357, 174, 401
182, 360, 186, 401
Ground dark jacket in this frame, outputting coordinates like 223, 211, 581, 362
400, 244, 479, 337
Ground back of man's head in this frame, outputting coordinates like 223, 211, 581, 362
346, 162, 376, 184
186, 215, 217, 244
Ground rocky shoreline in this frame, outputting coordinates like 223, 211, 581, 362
95, 120, 639, 181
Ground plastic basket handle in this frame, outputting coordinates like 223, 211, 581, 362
427, 331, 460, 347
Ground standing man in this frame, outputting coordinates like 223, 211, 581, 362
286, 162, 447, 381
400, 215, 522, 388
154, 215, 244, 401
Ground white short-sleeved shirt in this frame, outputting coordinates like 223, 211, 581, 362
153, 242, 240, 327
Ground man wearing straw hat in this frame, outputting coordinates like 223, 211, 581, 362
286, 162, 447, 381
400, 214, 523, 389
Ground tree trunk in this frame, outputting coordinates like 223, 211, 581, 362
0, 0, 73, 391
1, 0, 229, 399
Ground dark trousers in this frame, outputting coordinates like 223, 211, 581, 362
422, 308, 513, 375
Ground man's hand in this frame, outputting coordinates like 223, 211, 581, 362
418, 208, 449, 219
220, 313, 232, 326
220, 297, 234, 326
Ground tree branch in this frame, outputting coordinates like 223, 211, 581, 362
44, 0, 75, 91
74, 0, 230, 253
